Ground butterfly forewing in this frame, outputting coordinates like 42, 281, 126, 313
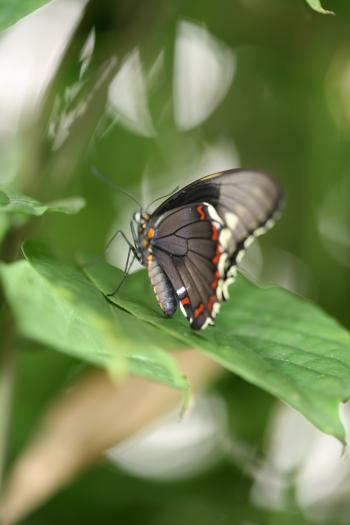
144, 169, 283, 329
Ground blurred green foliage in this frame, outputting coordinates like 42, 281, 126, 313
0, 0, 51, 31
1, 0, 350, 523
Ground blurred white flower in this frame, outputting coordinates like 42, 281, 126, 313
251, 402, 350, 523
106, 394, 228, 481
174, 20, 236, 130
107, 49, 156, 138
0, 0, 84, 134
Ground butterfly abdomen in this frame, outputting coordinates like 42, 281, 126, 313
147, 254, 177, 317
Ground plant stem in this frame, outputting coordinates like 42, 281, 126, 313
0, 322, 16, 496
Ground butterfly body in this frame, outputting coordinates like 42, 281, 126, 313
147, 254, 177, 317
132, 169, 283, 330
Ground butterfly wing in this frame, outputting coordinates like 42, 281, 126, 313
149, 169, 283, 329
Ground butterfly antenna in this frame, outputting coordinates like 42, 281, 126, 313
91, 166, 142, 208
147, 185, 180, 210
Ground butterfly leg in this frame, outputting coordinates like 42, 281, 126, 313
105, 230, 133, 252
106, 247, 136, 297
80, 230, 134, 267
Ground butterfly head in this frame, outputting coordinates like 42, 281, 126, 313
131, 210, 152, 263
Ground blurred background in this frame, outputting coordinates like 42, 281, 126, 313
2, 0, 350, 523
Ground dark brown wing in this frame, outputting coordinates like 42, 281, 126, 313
148, 170, 283, 329
150, 203, 220, 329
151, 169, 283, 222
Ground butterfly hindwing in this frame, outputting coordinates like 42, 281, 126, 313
149, 203, 224, 329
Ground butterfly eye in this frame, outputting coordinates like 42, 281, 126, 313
133, 211, 141, 223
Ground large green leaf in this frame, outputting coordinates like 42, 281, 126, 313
305, 0, 334, 14
83, 258, 350, 442
0, 192, 85, 216
0, 242, 188, 391
0, 0, 52, 32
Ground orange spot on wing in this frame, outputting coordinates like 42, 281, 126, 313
181, 297, 190, 305
196, 205, 206, 221
212, 244, 221, 265
194, 303, 205, 318
147, 227, 155, 239
211, 224, 218, 240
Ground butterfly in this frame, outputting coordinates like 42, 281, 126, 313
127, 169, 283, 330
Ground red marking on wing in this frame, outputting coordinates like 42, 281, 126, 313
211, 223, 218, 241
196, 205, 206, 221
208, 295, 217, 311
194, 303, 205, 318
211, 270, 220, 290
181, 297, 190, 305
212, 244, 221, 265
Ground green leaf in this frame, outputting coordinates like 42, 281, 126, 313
43, 197, 87, 215
305, 0, 334, 14
0, 0, 52, 32
83, 260, 350, 442
0, 193, 85, 216
0, 241, 188, 392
